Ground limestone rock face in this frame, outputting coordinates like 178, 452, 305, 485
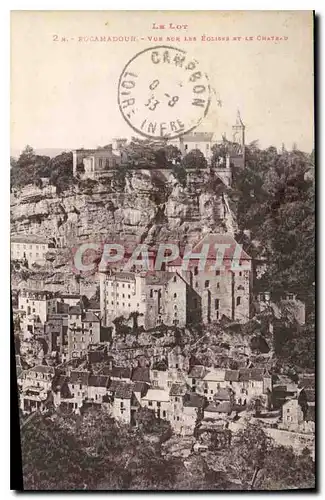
10, 169, 237, 254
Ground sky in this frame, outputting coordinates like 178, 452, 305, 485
11, 10, 314, 154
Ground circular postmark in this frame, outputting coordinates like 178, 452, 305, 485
117, 46, 211, 140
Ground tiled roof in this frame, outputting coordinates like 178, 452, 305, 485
111, 272, 136, 282
142, 389, 170, 402
109, 381, 133, 399
69, 305, 82, 315
88, 300, 100, 310
11, 234, 49, 244
169, 383, 187, 396
29, 365, 55, 375
69, 371, 89, 385
131, 367, 150, 383
101, 366, 132, 379
183, 392, 205, 408
225, 370, 240, 382
203, 369, 226, 382
215, 388, 232, 401
169, 233, 251, 266
182, 132, 214, 142
188, 365, 207, 379
238, 368, 265, 382
88, 375, 109, 388
205, 402, 232, 414
298, 374, 315, 390
145, 272, 179, 286
133, 382, 150, 396
82, 311, 100, 323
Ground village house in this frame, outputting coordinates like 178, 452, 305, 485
167, 233, 252, 324
169, 383, 188, 432
141, 388, 170, 421
99, 270, 199, 330
66, 371, 89, 413
108, 380, 134, 424
203, 401, 233, 421
67, 307, 100, 360
11, 234, 51, 267
202, 368, 226, 401
20, 365, 55, 414
72, 143, 124, 179
101, 365, 132, 382
87, 375, 110, 405
18, 289, 58, 325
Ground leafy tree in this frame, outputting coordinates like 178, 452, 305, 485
181, 149, 207, 170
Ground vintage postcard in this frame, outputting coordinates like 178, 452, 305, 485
11, 11, 315, 491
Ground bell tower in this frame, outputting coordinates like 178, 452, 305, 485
232, 110, 245, 147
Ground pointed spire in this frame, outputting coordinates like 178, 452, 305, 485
236, 109, 244, 127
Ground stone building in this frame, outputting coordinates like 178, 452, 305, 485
99, 270, 201, 330
72, 139, 127, 178
67, 307, 100, 360
11, 234, 50, 266
169, 111, 246, 187
167, 233, 252, 324
18, 289, 58, 325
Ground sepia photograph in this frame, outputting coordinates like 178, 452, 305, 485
10, 10, 315, 491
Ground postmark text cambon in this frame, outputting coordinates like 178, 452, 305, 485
118, 45, 211, 140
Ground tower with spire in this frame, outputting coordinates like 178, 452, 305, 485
232, 110, 245, 147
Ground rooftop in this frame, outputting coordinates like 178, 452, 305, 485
11, 234, 50, 245
142, 389, 170, 403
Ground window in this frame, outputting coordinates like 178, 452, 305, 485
128, 284, 130, 289
90, 329, 92, 334
89, 322, 92, 327
236, 296, 241, 306
163, 411, 166, 418
111, 301, 114, 305
176, 416, 180, 421
80, 384, 82, 390
99, 159, 103, 167
128, 294, 130, 299
176, 363, 179, 369
174, 312, 177, 317
173, 293, 177, 298
174, 305, 177, 310
239, 272, 242, 277
173, 276, 177, 282
150, 289, 153, 298
175, 397, 178, 402
217, 282, 220, 289
148, 401, 153, 407
287, 294, 294, 300
216, 270, 220, 276
116, 283, 119, 287
157, 402, 161, 408
122, 283, 125, 288
122, 294, 125, 298
116, 293, 119, 298
215, 299, 220, 310
122, 303, 125, 307
194, 266, 198, 276
205, 280, 209, 288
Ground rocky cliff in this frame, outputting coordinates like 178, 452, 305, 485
11, 169, 237, 250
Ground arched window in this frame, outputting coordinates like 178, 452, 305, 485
236, 296, 241, 306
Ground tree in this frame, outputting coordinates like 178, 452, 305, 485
181, 149, 207, 170
257, 445, 315, 490
223, 422, 271, 487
